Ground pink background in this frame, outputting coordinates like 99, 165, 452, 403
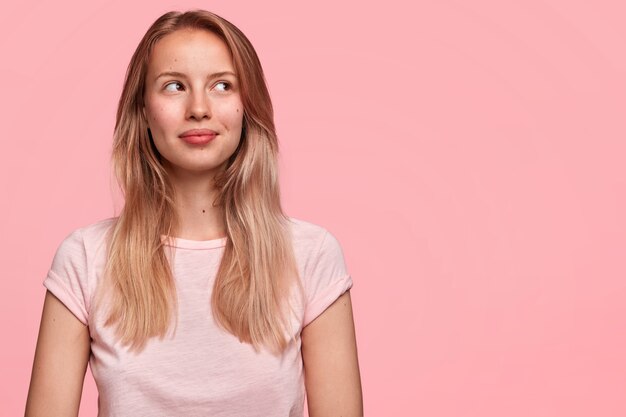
2, 0, 625, 416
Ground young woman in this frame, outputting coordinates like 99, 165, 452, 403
25, 9, 362, 417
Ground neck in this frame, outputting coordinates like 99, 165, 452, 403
166, 165, 227, 241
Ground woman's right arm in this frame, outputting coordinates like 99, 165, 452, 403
25, 290, 91, 417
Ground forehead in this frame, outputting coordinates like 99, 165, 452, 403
147, 28, 234, 76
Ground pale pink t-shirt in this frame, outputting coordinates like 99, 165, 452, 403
43, 216, 353, 417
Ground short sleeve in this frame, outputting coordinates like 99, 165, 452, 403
302, 229, 353, 327
43, 229, 90, 325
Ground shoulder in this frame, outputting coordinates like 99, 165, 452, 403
52, 217, 117, 264
76, 217, 117, 248
285, 216, 342, 257
286, 217, 353, 327
285, 216, 348, 273
60, 216, 116, 244
45, 217, 117, 324
285, 216, 328, 246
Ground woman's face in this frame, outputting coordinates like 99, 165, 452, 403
143, 28, 244, 176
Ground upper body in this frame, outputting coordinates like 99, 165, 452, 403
26, 216, 360, 416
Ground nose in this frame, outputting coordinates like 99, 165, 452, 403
186, 89, 211, 120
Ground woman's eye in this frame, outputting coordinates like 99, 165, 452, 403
214, 81, 231, 92
164, 82, 184, 92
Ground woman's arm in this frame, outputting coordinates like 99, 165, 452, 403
301, 290, 363, 417
25, 290, 91, 417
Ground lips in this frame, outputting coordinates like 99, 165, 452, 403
179, 129, 217, 145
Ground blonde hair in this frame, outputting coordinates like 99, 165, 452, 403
93, 9, 303, 355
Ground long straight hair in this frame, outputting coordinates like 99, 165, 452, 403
92, 10, 303, 355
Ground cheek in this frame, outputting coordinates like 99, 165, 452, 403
218, 100, 244, 129
146, 99, 179, 130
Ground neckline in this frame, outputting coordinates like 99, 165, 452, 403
160, 234, 228, 250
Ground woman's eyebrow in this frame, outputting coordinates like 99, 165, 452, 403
155, 70, 237, 81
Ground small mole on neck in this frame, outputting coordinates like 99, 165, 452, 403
202, 209, 205, 213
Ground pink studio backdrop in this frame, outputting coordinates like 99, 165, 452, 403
2, 0, 625, 416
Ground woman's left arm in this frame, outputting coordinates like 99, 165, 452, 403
301, 290, 363, 417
